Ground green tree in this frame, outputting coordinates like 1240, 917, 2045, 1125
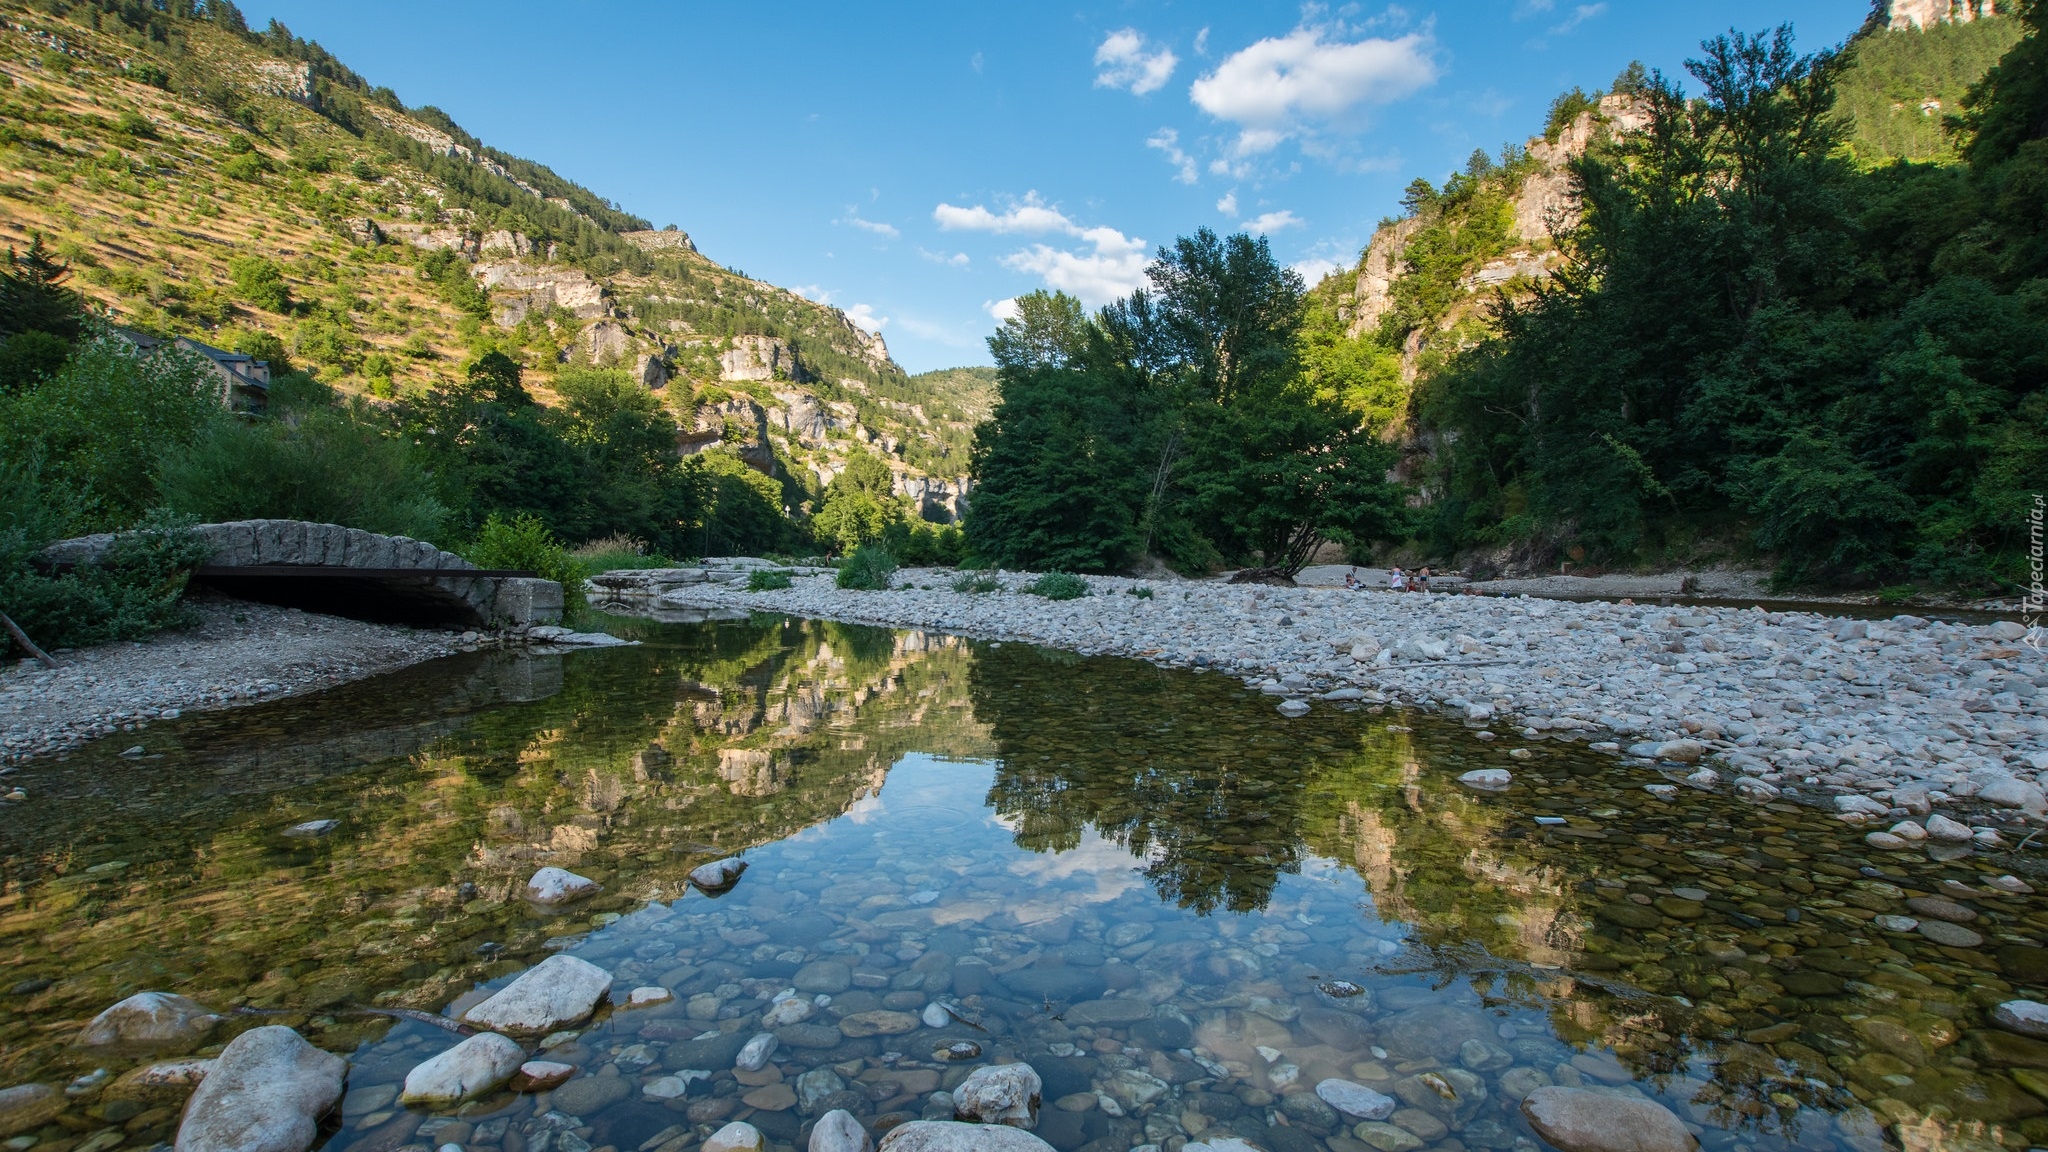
811, 447, 903, 555
228, 255, 293, 313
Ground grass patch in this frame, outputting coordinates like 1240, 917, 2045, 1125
1025, 572, 1089, 601
1127, 585, 1154, 599
836, 544, 898, 591
747, 569, 794, 591
952, 573, 1002, 594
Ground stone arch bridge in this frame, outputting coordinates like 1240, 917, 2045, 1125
40, 519, 562, 629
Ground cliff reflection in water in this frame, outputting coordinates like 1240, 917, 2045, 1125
0, 618, 2043, 1152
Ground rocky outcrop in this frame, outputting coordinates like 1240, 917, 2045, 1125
1889, 0, 1997, 29
385, 223, 476, 256
719, 335, 806, 383
476, 261, 611, 324
585, 320, 632, 363
1343, 217, 1422, 338
622, 229, 697, 254
173, 1026, 346, 1152
249, 60, 312, 104
634, 352, 669, 388
895, 475, 971, 524
480, 229, 534, 257
773, 390, 834, 442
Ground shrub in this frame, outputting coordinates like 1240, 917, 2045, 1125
1127, 585, 1154, 599
952, 573, 1001, 594
465, 512, 585, 613
0, 332, 219, 531
836, 543, 897, 590
0, 330, 71, 392
154, 393, 449, 540
220, 150, 268, 182
1025, 572, 1089, 600
747, 569, 794, 591
0, 505, 211, 656
228, 256, 292, 313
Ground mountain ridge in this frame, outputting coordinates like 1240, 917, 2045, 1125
0, 0, 979, 512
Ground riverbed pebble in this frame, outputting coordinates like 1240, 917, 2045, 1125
460, 954, 613, 1033
174, 1026, 345, 1152
662, 569, 2048, 816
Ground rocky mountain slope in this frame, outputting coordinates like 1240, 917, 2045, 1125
1318, 0, 2015, 400
0, 1, 977, 512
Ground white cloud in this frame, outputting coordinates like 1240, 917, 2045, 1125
984, 297, 1021, 323
1549, 4, 1606, 34
1290, 256, 1342, 284
844, 303, 888, 333
1146, 128, 1198, 184
971, 51, 984, 73
933, 192, 1076, 235
838, 213, 900, 239
1194, 27, 1210, 55
1190, 25, 1437, 154
919, 247, 970, 266
1242, 209, 1303, 233
1216, 191, 1238, 215
1094, 29, 1178, 96
792, 284, 834, 303
1001, 225, 1149, 308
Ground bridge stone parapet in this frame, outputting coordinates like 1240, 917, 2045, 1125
40, 520, 563, 629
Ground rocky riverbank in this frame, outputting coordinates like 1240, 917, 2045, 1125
661, 568, 2048, 847
0, 596, 466, 769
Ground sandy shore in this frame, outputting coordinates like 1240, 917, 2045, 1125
660, 567, 2048, 854
0, 595, 463, 768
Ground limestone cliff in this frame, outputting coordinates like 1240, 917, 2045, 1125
1337, 93, 1650, 365
1887, 0, 1998, 30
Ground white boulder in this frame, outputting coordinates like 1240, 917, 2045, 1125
811, 1109, 875, 1152
400, 1032, 525, 1105
1519, 1086, 1697, 1152
1315, 1078, 1397, 1120
952, 1063, 1043, 1129
461, 954, 613, 1033
704, 1122, 766, 1152
525, 867, 601, 904
878, 1121, 1058, 1152
77, 992, 220, 1050
173, 1027, 346, 1152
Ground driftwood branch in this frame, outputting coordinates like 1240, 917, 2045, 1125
0, 612, 58, 669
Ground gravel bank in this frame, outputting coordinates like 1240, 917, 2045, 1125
664, 568, 2048, 846
0, 595, 461, 767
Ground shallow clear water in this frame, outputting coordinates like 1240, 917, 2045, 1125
4, 613, 2048, 1152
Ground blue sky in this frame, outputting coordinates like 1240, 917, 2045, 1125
248, 1, 1872, 372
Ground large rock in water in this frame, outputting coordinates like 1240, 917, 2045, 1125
953, 1064, 1042, 1128
525, 867, 601, 905
400, 1032, 526, 1105
1519, 1087, 1697, 1152
810, 1109, 874, 1152
77, 992, 221, 1050
0, 1084, 65, 1138
878, 1121, 1058, 1152
690, 858, 747, 893
461, 954, 613, 1032
174, 1026, 346, 1152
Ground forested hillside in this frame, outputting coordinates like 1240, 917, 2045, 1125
1298, 2, 2043, 592
0, 0, 990, 657
0, 0, 986, 504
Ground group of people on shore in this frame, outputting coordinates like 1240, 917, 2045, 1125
1342, 566, 1432, 592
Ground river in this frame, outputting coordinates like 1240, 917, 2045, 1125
2, 612, 2042, 1152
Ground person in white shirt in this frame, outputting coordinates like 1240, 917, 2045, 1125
1389, 567, 1406, 592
